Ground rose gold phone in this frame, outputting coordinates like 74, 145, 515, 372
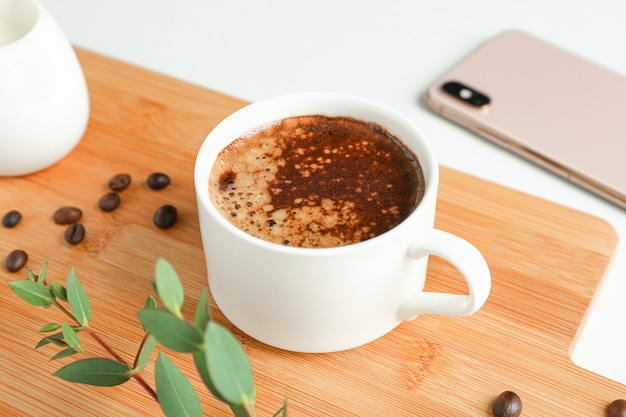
427, 30, 626, 209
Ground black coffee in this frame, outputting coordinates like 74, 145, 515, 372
209, 115, 425, 248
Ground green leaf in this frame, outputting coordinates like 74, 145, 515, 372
51, 347, 78, 361
204, 322, 256, 406
39, 323, 62, 333
61, 322, 82, 352
144, 295, 157, 310
138, 308, 203, 353
50, 282, 67, 302
53, 358, 132, 386
192, 350, 228, 403
134, 334, 157, 373
154, 258, 184, 318
155, 352, 203, 417
24, 265, 37, 282
193, 289, 210, 332
37, 258, 50, 284
140, 296, 158, 333
8, 280, 54, 307
66, 267, 91, 327
36, 332, 67, 349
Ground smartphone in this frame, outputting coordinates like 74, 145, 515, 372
426, 30, 626, 209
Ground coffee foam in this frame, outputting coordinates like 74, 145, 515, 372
209, 115, 424, 248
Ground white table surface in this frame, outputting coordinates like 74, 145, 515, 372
40, 0, 626, 386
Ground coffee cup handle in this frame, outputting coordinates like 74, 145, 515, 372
399, 229, 491, 320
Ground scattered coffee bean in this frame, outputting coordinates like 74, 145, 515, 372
609, 399, 626, 417
147, 172, 171, 190
108, 173, 131, 192
2, 210, 22, 228
492, 391, 522, 417
53, 207, 83, 225
153, 204, 177, 229
98, 192, 121, 212
64, 223, 85, 245
6, 249, 28, 273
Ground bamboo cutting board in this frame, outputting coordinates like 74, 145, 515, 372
0, 49, 621, 416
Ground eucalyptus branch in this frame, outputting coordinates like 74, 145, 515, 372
9, 258, 288, 417
72, 298, 154, 399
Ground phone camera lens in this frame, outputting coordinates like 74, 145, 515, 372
471, 96, 488, 106
442, 81, 490, 108
459, 88, 473, 99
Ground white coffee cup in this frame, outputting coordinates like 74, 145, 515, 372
194, 92, 491, 353
0, 0, 89, 176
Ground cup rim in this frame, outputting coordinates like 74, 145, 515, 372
194, 91, 439, 255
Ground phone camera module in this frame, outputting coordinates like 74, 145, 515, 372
442, 81, 490, 108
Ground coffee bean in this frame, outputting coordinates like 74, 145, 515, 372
492, 391, 522, 417
609, 399, 626, 417
153, 204, 177, 229
53, 207, 83, 225
108, 173, 131, 191
64, 223, 85, 245
98, 192, 121, 212
147, 172, 171, 190
2, 210, 22, 228
6, 249, 28, 273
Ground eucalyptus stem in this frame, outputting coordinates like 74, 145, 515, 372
244, 403, 257, 417
51, 298, 77, 322
85, 328, 125, 364
130, 370, 159, 403
87, 327, 159, 402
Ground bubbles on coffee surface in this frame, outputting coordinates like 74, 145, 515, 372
210, 115, 425, 248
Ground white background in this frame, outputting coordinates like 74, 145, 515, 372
40, 0, 626, 385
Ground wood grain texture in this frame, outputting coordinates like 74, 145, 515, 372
0, 48, 620, 416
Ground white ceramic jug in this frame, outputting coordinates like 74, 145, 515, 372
0, 0, 89, 176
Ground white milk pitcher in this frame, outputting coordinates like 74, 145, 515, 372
0, 0, 89, 176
